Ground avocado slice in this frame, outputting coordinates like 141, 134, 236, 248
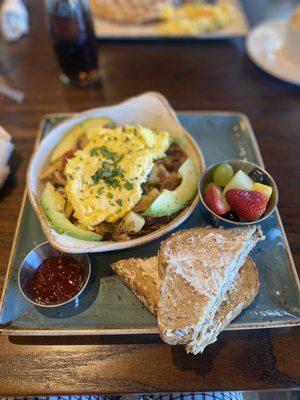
50, 117, 114, 163
41, 182, 101, 241
143, 158, 199, 218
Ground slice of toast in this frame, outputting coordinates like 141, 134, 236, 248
112, 256, 259, 353
157, 226, 264, 349
111, 256, 159, 315
186, 257, 259, 353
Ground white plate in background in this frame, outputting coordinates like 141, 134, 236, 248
246, 20, 300, 85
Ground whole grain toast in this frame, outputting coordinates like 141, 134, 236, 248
157, 226, 263, 350
112, 256, 259, 353
112, 226, 263, 354
111, 256, 159, 315
186, 257, 259, 353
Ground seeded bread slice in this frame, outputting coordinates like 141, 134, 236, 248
112, 255, 259, 353
186, 257, 259, 354
157, 226, 264, 349
111, 256, 160, 315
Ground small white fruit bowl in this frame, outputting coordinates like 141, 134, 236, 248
27, 92, 205, 253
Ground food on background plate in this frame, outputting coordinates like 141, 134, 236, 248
160, 3, 236, 35
89, 0, 176, 24
90, 0, 236, 35
40, 117, 199, 242
203, 163, 274, 222
112, 225, 264, 354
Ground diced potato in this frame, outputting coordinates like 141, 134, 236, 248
148, 165, 160, 185
121, 211, 145, 233
39, 159, 61, 180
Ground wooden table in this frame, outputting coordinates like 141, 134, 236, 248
0, 0, 299, 396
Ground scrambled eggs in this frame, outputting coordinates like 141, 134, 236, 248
160, 3, 235, 35
292, 7, 300, 27
65, 125, 170, 229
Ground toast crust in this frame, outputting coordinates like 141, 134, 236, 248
111, 256, 159, 315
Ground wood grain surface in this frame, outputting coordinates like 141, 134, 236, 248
0, 0, 299, 396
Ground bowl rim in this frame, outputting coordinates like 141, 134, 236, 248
198, 159, 279, 226
26, 91, 206, 253
18, 241, 91, 308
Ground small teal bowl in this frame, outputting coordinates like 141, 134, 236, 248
198, 159, 279, 227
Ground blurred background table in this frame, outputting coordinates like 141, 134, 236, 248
0, 0, 299, 396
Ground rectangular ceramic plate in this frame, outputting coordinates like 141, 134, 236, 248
93, 0, 248, 40
0, 112, 299, 336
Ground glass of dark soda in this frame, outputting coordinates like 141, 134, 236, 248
45, 0, 99, 87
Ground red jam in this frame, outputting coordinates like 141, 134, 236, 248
31, 255, 85, 305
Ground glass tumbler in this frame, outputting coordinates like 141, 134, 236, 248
45, 0, 100, 86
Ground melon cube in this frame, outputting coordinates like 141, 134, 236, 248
253, 182, 273, 201
223, 170, 254, 194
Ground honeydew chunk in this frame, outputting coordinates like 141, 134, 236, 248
223, 170, 254, 194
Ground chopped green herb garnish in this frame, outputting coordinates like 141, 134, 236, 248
90, 147, 99, 157
91, 162, 123, 185
124, 182, 134, 190
116, 154, 124, 163
98, 187, 104, 195
113, 166, 122, 175
91, 169, 102, 184
116, 199, 123, 206
110, 179, 119, 188
101, 170, 113, 178
90, 145, 120, 162
107, 192, 113, 199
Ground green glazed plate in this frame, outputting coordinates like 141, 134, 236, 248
0, 112, 299, 335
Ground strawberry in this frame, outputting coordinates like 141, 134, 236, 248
225, 189, 268, 222
204, 183, 230, 216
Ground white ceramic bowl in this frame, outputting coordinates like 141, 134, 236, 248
27, 92, 205, 253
